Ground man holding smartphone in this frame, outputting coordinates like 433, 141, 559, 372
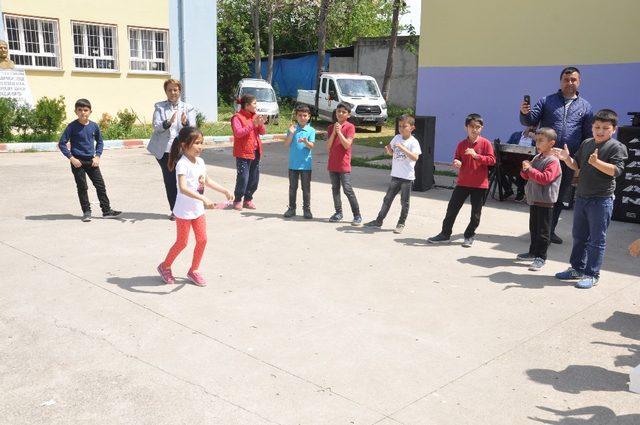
520, 67, 593, 244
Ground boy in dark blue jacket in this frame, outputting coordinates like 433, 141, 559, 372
520, 66, 593, 244
59, 98, 121, 222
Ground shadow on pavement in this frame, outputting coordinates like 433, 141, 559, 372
334, 225, 392, 234
482, 271, 569, 290
457, 255, 523, 269
526, 365, 630, 394
592, 311, 640, 341
106, 275, 186, 294
591, 341, 640, 368
25, 214, 78, 221
529, 406, 640, 424
25, 212, 170, 222
240, 211, 325, 223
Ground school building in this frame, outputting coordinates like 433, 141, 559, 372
0, 0, 217, 123
416, 0, 640, 162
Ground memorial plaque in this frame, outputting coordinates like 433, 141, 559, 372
0, 69, 34, 105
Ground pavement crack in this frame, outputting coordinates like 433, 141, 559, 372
0, 240, 390, 421
50, 319, 282, 425
383, 278, 639, 419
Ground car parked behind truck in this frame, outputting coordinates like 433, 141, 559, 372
297, 73, 388, 132
234, 78, 279, 124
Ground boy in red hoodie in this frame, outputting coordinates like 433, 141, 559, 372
428, 114, 495, 247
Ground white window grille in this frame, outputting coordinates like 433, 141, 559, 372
3, 14, 60, 69
128, 27, 168, 73
72, 21, 118, 71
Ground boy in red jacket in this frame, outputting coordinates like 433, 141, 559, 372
428, 114, 495, 247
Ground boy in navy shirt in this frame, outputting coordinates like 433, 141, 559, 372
59, 98, 121, 222
283, 104, 316, 219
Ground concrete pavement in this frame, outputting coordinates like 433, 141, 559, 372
1, 143, 638, 424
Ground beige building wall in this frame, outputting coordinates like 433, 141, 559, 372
2, 0, 171, 124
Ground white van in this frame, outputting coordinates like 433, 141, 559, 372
234, 78, 279, 124
297, 73, 388, 132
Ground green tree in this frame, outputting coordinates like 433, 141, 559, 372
217, 0, 254, 102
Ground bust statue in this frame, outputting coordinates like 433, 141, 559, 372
0, 40, 16, 69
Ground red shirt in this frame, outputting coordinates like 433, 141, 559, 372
454, 136, 496, 189
327, 121, 356, 173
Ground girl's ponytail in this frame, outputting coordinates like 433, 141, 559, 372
167, 136, 182, 171
168, 126, 204, 171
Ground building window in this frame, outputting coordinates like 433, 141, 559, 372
128, 27, 168, 73
3, 14, 60, 69
72, 22, 118, 71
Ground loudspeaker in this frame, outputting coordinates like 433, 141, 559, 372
612, 126, 640, 223
396, 116, 435, 191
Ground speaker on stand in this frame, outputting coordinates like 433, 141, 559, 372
395, 116, 436, 191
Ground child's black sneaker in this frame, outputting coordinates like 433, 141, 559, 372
328, 212, 343, 222
102, 209, 122, 218
364, 219, 382, 228
303, 209, 313, 219
427, 233, 450, 243
283, 207, 296, 218
81, 211, 92, 222
516, 252, 535, 261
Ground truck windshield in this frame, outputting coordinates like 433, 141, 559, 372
337, 79, 380, 97
240, 87, 276, 102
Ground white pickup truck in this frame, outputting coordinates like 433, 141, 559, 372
297, 73, 388, 132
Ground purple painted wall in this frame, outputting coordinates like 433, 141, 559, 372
416, 63, 640, 162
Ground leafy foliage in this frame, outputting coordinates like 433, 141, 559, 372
31, 96, 67, 138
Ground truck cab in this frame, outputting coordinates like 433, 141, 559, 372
310, 73, 388, 132
234, 78, 279, 124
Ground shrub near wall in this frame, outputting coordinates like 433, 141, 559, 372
0, 96, 66, 142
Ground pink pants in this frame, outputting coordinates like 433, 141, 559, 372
163, 215, 207, 272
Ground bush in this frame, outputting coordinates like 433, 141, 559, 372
116, 109, 137, 134
31, 96, 66, 138
195, 111, 206, 128
98, 112, 113, 132
13, 104, 35, 136
0, 98, 17, 141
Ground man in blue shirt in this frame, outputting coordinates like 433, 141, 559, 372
59, 98, 121, 222
520, 67, 593, 244
283, 104, 316, 219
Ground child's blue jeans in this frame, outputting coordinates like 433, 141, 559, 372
569, 196, 614, 278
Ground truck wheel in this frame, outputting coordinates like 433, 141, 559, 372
375, 125, 383, 133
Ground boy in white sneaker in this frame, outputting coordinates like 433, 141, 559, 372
365, 114, 421, 233
517, 128, 562, 271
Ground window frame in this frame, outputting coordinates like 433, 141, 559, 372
70, 20, 119, 73
127, 25, 170, 74
2, 13, 62, 70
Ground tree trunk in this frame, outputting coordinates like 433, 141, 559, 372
315, 0, 331, 109
252, 0, 262, 78
266, 9, 274, 83
382, 0, 401, 102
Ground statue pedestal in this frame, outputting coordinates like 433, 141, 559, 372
0, 69, 34, 105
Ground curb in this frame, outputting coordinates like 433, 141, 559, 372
0, 134, 286, 153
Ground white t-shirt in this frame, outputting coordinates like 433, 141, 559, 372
390, 134, 422, 180
173, 156, 206, 219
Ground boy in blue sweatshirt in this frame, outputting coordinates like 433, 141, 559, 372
59, 98, 121, 222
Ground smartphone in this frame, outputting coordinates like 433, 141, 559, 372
524, 95, 531, 105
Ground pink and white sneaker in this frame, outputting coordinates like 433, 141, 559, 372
213, 200, 233, 209
243, 200, 256, 210
157, 263, 175, 284
233, 201, 243, 211
187, 270, 207, 287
